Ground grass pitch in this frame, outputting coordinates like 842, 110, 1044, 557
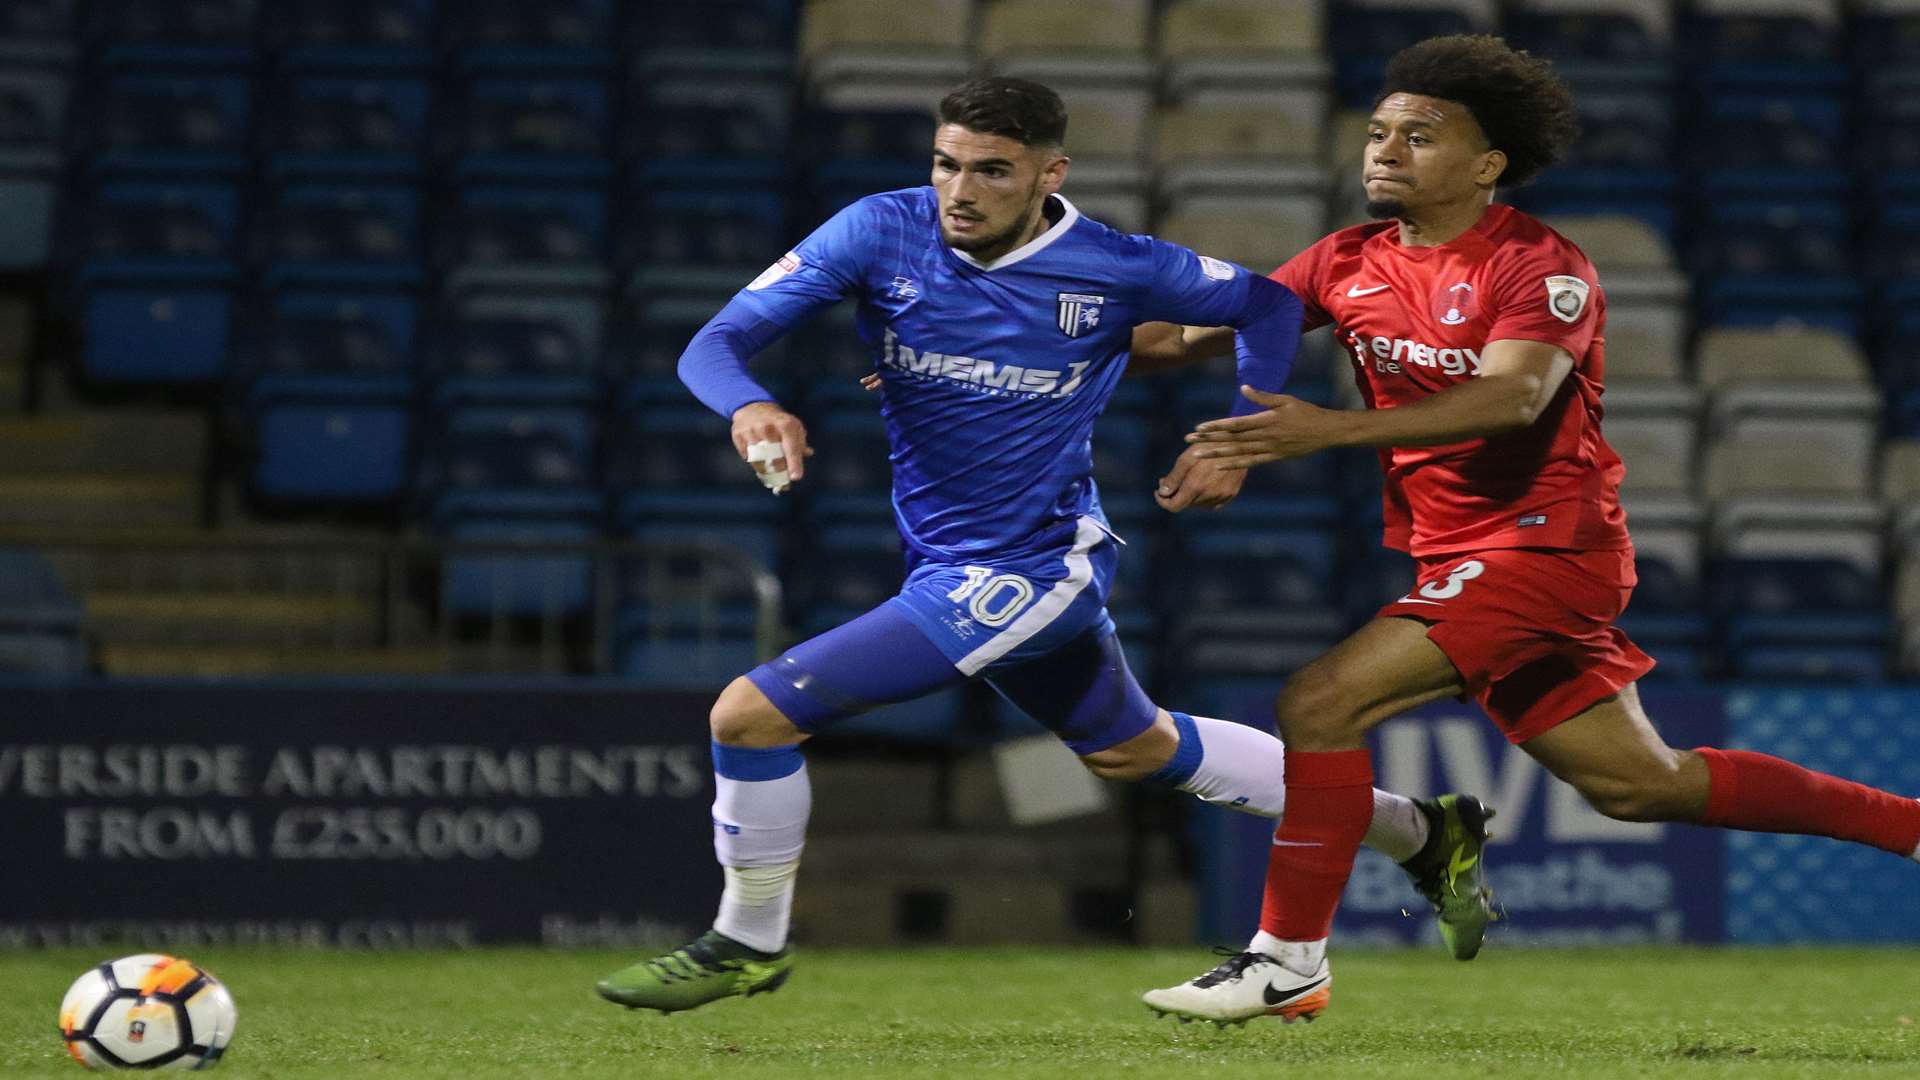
2, 946, 1916, 1078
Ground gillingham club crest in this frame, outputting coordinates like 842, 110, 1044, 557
1057, 292, 1104, 338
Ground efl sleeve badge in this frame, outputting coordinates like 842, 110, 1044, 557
1543, 275, 1590, 324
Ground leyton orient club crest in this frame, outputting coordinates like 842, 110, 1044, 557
1431, 281, 1477, 326
1057, 292, 1104, 338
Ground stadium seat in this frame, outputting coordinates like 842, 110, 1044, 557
1691, 94, 1849, 200
798, 0, 974, 88
258, 183, 422, 289
446, 0, 613, 72
78, 180, 240, 286
978, 0, 1153, 69
83, 288, 231, 384
1153, 89, 1331, 195
442, 184, 610, 294
0, 69, 68, 173
1686, 0, 1847, 91
1326, 0, 1491, 105
442, 516, 599, 620
806, 411, 895, 525
789, 524, 906, 628
607, 406, 785, 525
267, 0, 436, 72
1594, 302, 1687, 383
266, 76, 431, 181
423, 406, 602, 526
1158, 0, 1325, 65
1711, 557, 1891, 665
623, 188, 785, 296
1164, 382, 1342, 525
86, 75, 249, 178
431, 294, 603, 410
626, 74, 792, 187
446, 75, 612, 184
1156, 195, 1326, 274
0, 0, 78, 66
240, 289, 416, 501
1607, 415, 1697, 498
617, 633, 759, 689
1539, 215, 1687, 307
1505, 1, 1673, 79
1882, 439, 1920, 548
0, 177, 57, 270
85, 0, 256, 71
803, 106, 939, 218
1690, 201, 1859, 333
1703, 429, 1874, 500
1694, 325, 1872, 388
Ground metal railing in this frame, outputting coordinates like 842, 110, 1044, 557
0, 531, 783, 677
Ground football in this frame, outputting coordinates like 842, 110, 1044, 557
57, 954, 237, 1070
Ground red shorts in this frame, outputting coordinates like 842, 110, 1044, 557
1375, 547, 1655, 745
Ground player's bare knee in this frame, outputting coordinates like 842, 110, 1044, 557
1575, 768, 1688, 823
709, 677, 793, 747
1080, 715, 1179, 782
1275, 668, 1364, 747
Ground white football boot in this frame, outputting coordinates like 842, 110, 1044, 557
1142, 949, 1332, 1027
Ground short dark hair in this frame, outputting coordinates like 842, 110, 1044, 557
937, 77, 1067, 148
1375, 34, 1579, 189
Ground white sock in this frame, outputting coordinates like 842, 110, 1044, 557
1158, 713, 1429, 859
1364, 789, 1430, 863
1249, 930, 1327, 976
710, 756, 811, 953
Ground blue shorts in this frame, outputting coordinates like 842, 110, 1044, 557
746, 516, 1157, 754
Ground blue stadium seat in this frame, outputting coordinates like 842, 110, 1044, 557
1853, 10, 1920, 67
1519, 88, 1677, 209
1340, 547, 1416, 626
442, 517, 598, 619
1502, 8, 1666, 69
627, 75, 792, 187
622, 188, 785, 294
88, 75, 249, 177
267, 76, 431, 181
258, 183, 421, 288
789, 524, 905, 629
621, 294, 793, 386
447, 76, 611, 184
1327, 5, 1478, 106
253, 402, 412, 501
1711, 559, 1891, 680
243, 291, 416, 501
1174, 526, 1340, 615
805, 108, 938, 217
0, 177, 57, 269
627, 0, 796, 77
443, 184, 610, 293
607, 406, 784, 525
0, 547, 87, 674
617, 634, 758, 689
1, 0, 78, 66
805, 412, 894, 525
86, 0, 256, 71
432, 294, 603, 409
448, 0, 613, 72
1691, 200, 1860, 333
1092, 414, 1154, 532
0, 70, 68, 166
83, 287, 231, 383
424, 406, 601, 525
1618, 555, 1714, 678
79, 180, 239, 285
268, 0, 435, 72
1692, 95, 1849, 199
784, 305, 871, 382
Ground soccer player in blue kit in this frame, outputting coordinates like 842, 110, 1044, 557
596, 78, 1493, 1014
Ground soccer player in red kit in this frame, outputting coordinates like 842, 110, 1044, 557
1131, 34, 1920, 1025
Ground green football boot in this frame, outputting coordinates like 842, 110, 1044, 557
1400, 793, 1497, 961
596, 930, 794, 1013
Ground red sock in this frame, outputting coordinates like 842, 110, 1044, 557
1696, 747, 1920, 856
1259, 748, 1375, 941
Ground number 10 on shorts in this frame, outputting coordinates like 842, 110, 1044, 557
946, 567, 1036, 628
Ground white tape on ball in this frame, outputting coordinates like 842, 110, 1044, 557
746, 440, 791, 495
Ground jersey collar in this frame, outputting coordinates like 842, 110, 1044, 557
949, 194, 1080, 271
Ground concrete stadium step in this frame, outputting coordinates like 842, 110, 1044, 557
0, 475, 199, 528
100, 645, 456, 678
0, 409, 206, 474
33, 534, 391, 595
84, 590, 382, 647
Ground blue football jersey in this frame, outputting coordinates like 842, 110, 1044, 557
728, 187, 1296, 562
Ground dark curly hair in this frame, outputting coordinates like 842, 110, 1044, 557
1375, 35, 1579, 189
938, 77, 1067, 148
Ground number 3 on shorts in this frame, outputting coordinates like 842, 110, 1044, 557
1408, 559, 1485, 602
945, 566, 1036, 628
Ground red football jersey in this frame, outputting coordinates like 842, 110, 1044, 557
1271, 204, 1631, 557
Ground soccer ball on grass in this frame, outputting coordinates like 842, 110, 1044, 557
57, 954, 237, 1070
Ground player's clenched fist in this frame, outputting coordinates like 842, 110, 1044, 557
1185, 385, 1344, 469
731, 401, 813, 494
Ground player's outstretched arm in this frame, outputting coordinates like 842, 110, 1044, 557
1187, 339, 1575, 468
1125, 322, 1234, 377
